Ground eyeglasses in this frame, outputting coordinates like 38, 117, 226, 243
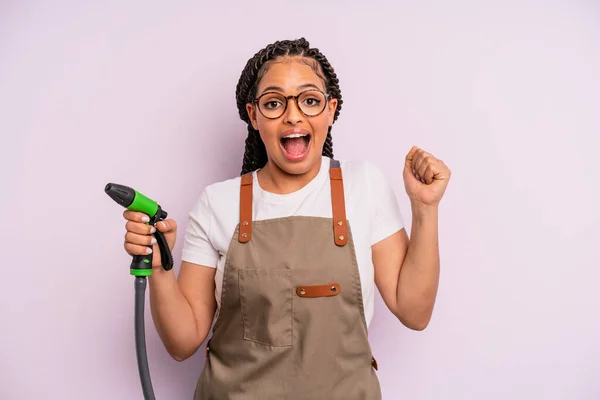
253, 89, 331, 119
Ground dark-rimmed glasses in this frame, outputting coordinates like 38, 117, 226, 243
253, 89, 330, 119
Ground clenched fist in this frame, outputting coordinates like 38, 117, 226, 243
122, 210, 178, 270
403, 146, 451, 207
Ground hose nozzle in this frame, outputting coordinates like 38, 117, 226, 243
105, 183, 167, 220
105, 182, 173, 274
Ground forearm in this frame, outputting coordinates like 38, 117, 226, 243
148, 269, 201, 360
396, 203, 440, 330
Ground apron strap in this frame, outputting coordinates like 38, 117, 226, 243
329, 158, 348, 246
238, 173, 253, 243
237, 159, 348, 246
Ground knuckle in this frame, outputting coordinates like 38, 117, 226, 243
125, 232, 135, 243
124, 242, 134, 253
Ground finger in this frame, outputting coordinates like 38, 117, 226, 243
155, 219, 177, 233
406, 146, 424, 181
421, 163, 437, 184
123, 210, 151, 223
429, 161, 451, 183
412, 150, 429, 182
404, 146, 419, 170
124, 241, 153, 256
434, 163, 451, 181
412, 149, 428, 172
126, 220, 157, 235
417, 154, 435, 180
440, 160, 452, 179
125, 231, 157, 247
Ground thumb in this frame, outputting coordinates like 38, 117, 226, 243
154, 219, 177, 251
155, 218, 177, 233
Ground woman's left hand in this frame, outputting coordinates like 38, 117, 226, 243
403, 146, 451, 207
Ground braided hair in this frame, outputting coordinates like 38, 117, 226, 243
235, 38, 343, 175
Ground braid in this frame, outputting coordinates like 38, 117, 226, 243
323, 127, 334, 158
241, 126, 267, 175
235, 38, 343, 175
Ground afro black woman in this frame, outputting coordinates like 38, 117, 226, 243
121, 37, 451, 400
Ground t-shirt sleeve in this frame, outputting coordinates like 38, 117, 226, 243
366, 162, 405, 246
181, 190, 219, 268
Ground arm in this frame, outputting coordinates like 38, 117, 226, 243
124, 188, 219, 361
373, 204, 440, 330
372, 146, 450, 330
148, 261, 217, 361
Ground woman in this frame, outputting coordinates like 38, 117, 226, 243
122, 38, 451, 399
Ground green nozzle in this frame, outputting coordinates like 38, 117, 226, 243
105, 183, 170, 276
105, 183, 160, 218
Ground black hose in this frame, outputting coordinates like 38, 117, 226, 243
135, 277, 156, 400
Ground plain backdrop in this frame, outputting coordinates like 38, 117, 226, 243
1, 1, 599, 399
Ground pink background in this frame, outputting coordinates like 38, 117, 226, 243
2, 1, 599, 399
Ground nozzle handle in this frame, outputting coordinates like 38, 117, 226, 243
131, 254, 154, 276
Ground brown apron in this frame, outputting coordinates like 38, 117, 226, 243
194, 158, 381, 399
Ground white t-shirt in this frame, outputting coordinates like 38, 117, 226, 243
181, 156, 405, 328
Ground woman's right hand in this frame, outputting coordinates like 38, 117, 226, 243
123, 210, 178, 269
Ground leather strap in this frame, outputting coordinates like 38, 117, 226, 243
329, 159, 348, 246
296, 283, 341, 298
238, 159, 348, 246
238, 173, 253, 243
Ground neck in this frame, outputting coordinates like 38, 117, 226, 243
257, 158, 322, 195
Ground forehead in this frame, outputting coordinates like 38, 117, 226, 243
256, 57, 326, 94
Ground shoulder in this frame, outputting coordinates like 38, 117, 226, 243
338, 158, 390, 187
202, 174, 242, 205
188, 174, 242, 222
337, 159, 399, 211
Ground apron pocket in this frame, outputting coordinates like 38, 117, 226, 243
238, 269, 293, 347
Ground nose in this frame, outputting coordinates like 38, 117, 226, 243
283, 98, 303, 125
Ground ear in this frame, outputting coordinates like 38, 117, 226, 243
246, 103, 259, 130
327, 98, 338, 125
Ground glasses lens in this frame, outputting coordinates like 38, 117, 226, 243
258, 93, 287, 119
298, 90, 327, 116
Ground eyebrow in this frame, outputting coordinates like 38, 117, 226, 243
259, 83, 322, 96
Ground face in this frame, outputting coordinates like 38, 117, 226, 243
246, 58, 338, 176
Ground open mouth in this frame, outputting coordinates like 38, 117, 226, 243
280, 132, 311, 160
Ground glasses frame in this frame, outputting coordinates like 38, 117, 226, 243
253, 89, 331, 120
